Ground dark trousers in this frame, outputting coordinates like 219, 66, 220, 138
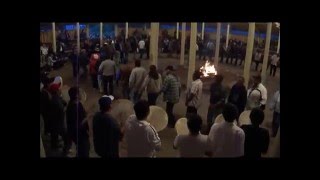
186, 106, 197, 115
207, 106, 223, 131
80, 65, 88, 78
75, 138, 90, 158
254, 60, 260, 71
91, 74, 98, 89
166, 102, 175, 127
51, 129, 69, 153
103, 75, 114, 95
219, 51, 224, 63
272, 112, 280, 137
139, 49, 145, 59
270, 65, 277, 76
146, 48, 150, 59
133, 91, 142, 104
148, 93, 158, 105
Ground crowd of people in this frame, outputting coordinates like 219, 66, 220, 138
40, 29, 280, 158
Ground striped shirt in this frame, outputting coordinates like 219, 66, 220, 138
162, 74, 181, 104
125, 115, 161, 157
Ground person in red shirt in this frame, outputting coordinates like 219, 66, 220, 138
89, 48, 100, 89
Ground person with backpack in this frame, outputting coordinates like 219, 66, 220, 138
247, 75, 267, 110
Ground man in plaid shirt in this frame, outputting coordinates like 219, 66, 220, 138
159, 66, 181, 128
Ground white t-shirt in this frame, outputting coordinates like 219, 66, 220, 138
186, 79, 203, 108
271, 54, 280, 65
247, 83, 267, 109
174, 134, 209, 157
208, 121, 245, 157
125, 115, 161, 157
254, 52, 262, 61
138, 40, 145, 49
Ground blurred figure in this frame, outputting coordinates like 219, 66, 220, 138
129, 60, 147, 103
40, 76, 54, 135
138, 38, 146, 59
159, 66, 181, 128
247, 75, 267, 110
269, 90, 280, 137
207, 75, 227, 131
89, 48, 100, 89
185, 70, 203, 115
228, 76, 247, 116
99, 55, 116, 95
241, 108, 269, 158
270, 53, 280, 77
173, 114, 209, 157
79, 49, 89, 78
208, 103, 245, 157
66, 87, 90, 157
125, 100, 161, 157
253, 49, 262, 71
92, 96, 123, 158
140, 65, 162, 105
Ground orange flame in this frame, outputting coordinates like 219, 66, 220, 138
200, 60, 217, 77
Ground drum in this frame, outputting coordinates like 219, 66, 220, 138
147, 106, 168, 132
239, 110, 252, 126
175, 118, 189, 135
110, 99, 134, 125
214, 114, 237, 125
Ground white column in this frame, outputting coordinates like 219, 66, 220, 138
114, 23, 118, 38
187, 22, 197, 86
100, 22, 103, 47
86, 24, 90, 39
201, 22, 205, 40
52, 22, 56, 53
125, 22, 129, 39
150, 22, 159, 66
176, 22, 179, 39
261, 23, 272, 84
277, 30, 280, 53
243, 23, 255, 88
226, 23, 230, 48
76, 22, 80, 55
214, 23, 221, 68
180, 22, 186, 66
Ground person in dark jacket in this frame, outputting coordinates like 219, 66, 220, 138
79, 49, 89, 78
66, 87, 90, 157
48, 84, 68, 154
40, 76, 54, 135
69, 49, 79, 78
241, 108, 270, 158
228, 76, 247, 117
92, 96, 123, 157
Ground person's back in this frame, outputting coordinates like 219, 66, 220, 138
146, 74, 162, 93
241, 125, 269, 158
174, 134, 208, 157
66, 101, 88, 140
129, 67, 146, 91
163, 74, 181, 103
92, 112, 121, 157
100, 59, 115, 76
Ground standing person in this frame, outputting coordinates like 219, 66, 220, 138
269, 90, 280, 137
79, 49, 89, 78
270, 53, 280, 77
89, 48, 100, 89
119, 64, 133, 99
66, 87, 90, 158
247, 75, 267, 110
253, 50, 262, 71
208, 103, 245, 157
158, 66, 181, 128
92, 96, 123, 158
129, 60, 147, 103
241, 108, 269, 158
173, 114, 209, 157
40, 77, 54, 136
138, 38, 146, 59
185, 70, 203, 115
145, 36, 150, 59
69, 49, 79, 78
139, 65, 162, 105
206, 75, 227, 132
125, 100, 161, 157
228, 76, 247, 116
48, 84, 69, 154
99, 56, 116, 95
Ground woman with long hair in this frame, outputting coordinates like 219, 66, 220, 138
140, 65, 162, 105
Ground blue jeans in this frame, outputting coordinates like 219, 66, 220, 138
148, 93, 158, 105
131, 91, 142, 104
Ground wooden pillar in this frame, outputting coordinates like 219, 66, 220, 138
261, 23, 272, 84
226, 23, 230, 48
125, 22, 129, 39
201, 22, 205, 40
76, 22, 80, 54
176, 22, 179, 39
187, 22, 197, 86
150, 22, 159, 66
52, 22, 56, 53
180, 22, 186, 66
214, 23, 221, 68
100, 22, 103, 47
243, 23, 255, 88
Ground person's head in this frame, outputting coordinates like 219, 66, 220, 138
135, 60, 141, 67
214, 74, 224, 84
98, 96, 112, 113
252, 75, 262, 86
68, 86, 80, 102
134, 100, 150, 120
249, 108, 265, 126
149, 65, 159, 80
193, 70, 202, 81
222, 103, 239, 123
165, 65, 174, 75
237, 76, 245, 85
94, 47, 100, 53
187, 114, 202, 135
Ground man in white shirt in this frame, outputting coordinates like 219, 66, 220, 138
129, 60, 147, 104
173, 114, 209, 157
270, 53, 280, 77
125, 100, 161, 157
138, 39, 146, 59
185, 70, 203, 115
99, 57, 116, 95
253, 50, 262, 71
247, 75, 267, 110
208, 103, 245, 157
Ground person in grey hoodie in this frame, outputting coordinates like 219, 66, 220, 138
129, 60, 147, 104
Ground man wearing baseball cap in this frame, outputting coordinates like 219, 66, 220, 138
92, 96, 123, 158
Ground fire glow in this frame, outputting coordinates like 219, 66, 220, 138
200, 60, 217, 77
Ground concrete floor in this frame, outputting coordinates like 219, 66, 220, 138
41, 52, 280, 158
